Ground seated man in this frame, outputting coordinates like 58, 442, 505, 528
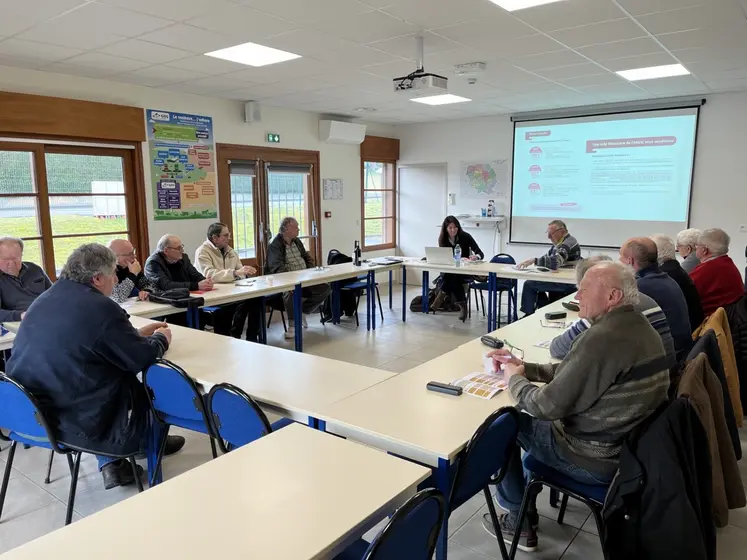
620, 237, 692, 362
690, 228, 744, 316
550, 256, 675, 367
676, 228, 702, 274
484, 262, 669, 550
0, 236, 51, 322
266, 217, 331, 340
7, 244, 184, 490
195, 222, 262, 342
518, 220, 581, 315
650, 234, 704, 330
108, 239, 155, 304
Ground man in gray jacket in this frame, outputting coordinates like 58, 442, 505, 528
483, 262, 670, 551
0, 236, 51, 322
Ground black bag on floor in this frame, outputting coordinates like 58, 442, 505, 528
327, 249, 361, 317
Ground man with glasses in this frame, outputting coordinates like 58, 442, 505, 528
676, 228, 702, 274
0, 236, 51, 322
690, 228, 743, 315
517, 219, 582, 315
145, 235, 214, 293
107, 239, 155, 304
483, 262, 669, 551
195, 223, 262, 341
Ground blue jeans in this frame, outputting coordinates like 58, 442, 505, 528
96, 432, 148, 471
520, 281, 576, 315
497, 414, 613, 515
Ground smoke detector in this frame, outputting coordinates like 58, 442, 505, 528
454, 62, 487, 76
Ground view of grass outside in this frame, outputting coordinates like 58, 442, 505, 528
0, 150, 128, 272
363, 161, 393, 247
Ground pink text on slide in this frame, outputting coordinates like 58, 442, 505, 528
586, 136, 677, 153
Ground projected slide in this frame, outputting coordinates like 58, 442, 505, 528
510, 107, 699, 247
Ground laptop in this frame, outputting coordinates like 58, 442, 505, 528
425, 246, 455, 265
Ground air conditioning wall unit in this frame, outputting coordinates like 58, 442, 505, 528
319, 120, 367, 145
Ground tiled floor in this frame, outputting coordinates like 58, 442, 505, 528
1, 284, 747, 559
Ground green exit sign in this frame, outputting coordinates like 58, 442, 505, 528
267, 133, 280, 143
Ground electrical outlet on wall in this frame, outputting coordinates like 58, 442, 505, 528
740, 225, 747, 233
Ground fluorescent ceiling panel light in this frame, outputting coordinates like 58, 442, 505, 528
616, 64, 690, 81
411, 94, 471, 106
488, 0, 567, 11
205, 42, 300, 67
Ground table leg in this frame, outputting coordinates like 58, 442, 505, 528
371, 270, 377, 331
331, 280, 341, 325
435, 457, 451, 560
389, 270, 393, 310
293, 283, 303, 352
492, 273, 499, 332
402, 266, 407, 323
487, 273, 494, 333
307, 417, 318, 429
367, 272, 372, 331
259, 296, 267, 344
422, 271, 430, 314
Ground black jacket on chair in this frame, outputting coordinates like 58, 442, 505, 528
6, 279, 168, 456
603, 398, 715, 560
688, 330, 741, 460
661, 259, 705, 330
724, 295, 747, 411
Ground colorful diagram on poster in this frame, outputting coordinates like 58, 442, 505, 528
459, 160, 508, 200
147, 109, 217, 220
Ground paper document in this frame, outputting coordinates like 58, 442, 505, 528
540, 320, 572, 329
534, 340, 552, 349
451, 372, 508, 399
234, 278, 257, 287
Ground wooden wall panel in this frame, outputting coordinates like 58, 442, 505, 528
0, 91, 145, 143
360, 135, 400, 161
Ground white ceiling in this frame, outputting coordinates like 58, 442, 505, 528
2, 0, 747, 123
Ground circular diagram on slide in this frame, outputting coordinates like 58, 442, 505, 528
530, 146, 543, 157
529, 183, 541, 194
529, 164, 542, 177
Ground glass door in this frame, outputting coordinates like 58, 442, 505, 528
227, 160, 261, 270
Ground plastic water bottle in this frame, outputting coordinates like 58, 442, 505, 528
454, 245, 462, 267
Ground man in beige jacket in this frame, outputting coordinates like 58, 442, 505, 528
195, 223, 262, 342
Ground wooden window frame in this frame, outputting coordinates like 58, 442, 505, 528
361, 159, 397, 251
216, 143, 322, 273
0, 139, 149, 279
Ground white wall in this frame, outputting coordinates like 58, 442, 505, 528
397, 91, 747, 272
0, 65, 396, 259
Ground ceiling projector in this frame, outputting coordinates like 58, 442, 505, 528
393, 71, 448, 96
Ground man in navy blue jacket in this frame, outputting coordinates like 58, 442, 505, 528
7, 244, 185, 489
620, 237, 692, 362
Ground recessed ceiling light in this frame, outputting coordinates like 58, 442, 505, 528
616, 64, 690, 81
488, 0, 566, 12
411, 94, 471, 106
205, 42, 300, 67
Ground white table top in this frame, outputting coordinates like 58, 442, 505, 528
318, 296, 578, 467
0, 322, 17, 352
0, 424, 431, 560
402, 259, 577, 285
130, 316, 396, 422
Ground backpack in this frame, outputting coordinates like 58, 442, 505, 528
327, 250, 361, 317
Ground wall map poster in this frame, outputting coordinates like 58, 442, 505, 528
147, 109, 217, 220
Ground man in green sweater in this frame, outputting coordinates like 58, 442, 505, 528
483, 262, 670, 551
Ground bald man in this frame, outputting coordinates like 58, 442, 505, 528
108, 239, 156, 304
145, 235, 213, 293
620, 237, 692, 361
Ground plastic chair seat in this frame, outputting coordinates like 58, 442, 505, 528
523, 454, 608, 504
161, 414, 211, 435
8, 431, 52, 450
203, 306, 220, 313
270, 417, 295, 431
342, 281, 368, 291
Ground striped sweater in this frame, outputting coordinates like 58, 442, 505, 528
510, 305, 670, 477
549, 293, 675, 367
535, 233, 582, 270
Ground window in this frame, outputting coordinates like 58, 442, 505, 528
362, 160, 396, 250
0, 142, 146, 278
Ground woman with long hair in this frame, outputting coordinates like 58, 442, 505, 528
433, 216, 484, 321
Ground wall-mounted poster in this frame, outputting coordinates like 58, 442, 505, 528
147, 109, 218, 220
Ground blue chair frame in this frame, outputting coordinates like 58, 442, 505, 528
510, 454, 610, 560
142, 359, 218, 483
470, 254, 518, 327
206, 382, 274, 453
335, 488, 446, 560
448, 406, 521, 560
342, 276, 384, 327
0, 374, 143, 526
